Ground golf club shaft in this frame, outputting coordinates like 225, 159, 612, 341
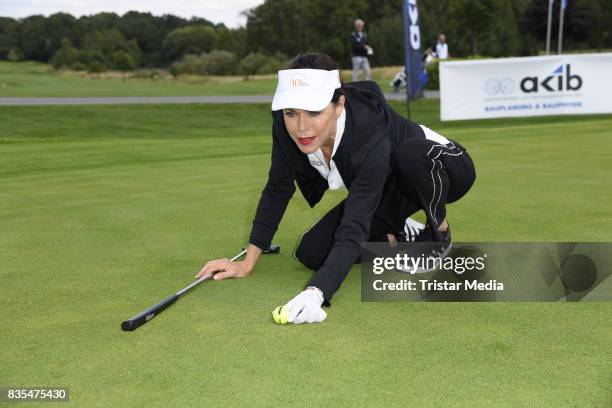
121, 248, 247, 331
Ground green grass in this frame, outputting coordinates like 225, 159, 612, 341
1, 100, 611, 407
0, 61, 278, 97
0, 61, 396, 97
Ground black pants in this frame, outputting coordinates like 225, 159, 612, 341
295, 138, 476, 270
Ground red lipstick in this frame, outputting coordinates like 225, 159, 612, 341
298, 137, 316, 146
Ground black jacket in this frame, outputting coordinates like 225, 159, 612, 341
350, 31, 369, 57
249, 81, 425, 303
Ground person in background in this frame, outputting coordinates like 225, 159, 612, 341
435, 34, 449, 60
350, 18, 373, 81
423, 47, 436, 65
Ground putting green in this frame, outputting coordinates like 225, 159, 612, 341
1, 100, 611, 407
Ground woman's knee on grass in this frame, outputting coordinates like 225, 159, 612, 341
294, 232, 327, 270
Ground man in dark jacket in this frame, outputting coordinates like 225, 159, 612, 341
350, 19, 372, 81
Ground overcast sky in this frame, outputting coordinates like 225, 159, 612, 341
0, 0, 266, 27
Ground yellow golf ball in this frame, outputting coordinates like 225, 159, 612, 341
272, 306, 289, 325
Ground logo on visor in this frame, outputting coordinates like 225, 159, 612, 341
289, 73, 309, 88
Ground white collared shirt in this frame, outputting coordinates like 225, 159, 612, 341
307, 108, 346, 190
436, 42, 448, 59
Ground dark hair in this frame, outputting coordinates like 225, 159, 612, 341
283, 52, 346, 104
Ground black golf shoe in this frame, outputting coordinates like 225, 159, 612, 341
396, 225, 453, 274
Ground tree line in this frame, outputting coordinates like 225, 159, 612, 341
0, 0, 610, 74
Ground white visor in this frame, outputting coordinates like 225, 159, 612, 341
271, 69, 341, 111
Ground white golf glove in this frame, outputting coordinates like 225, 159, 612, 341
285, 287, 327, 324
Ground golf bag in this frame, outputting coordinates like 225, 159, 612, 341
390, 70, 407, 93
390, 68, 429, 95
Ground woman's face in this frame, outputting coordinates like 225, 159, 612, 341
282, 96, 345, 155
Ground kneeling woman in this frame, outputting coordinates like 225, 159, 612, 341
197, 53, 476, 324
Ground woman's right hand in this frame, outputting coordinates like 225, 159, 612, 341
195, 259, 252, 281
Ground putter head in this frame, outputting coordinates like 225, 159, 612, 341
242, 244, 280, 254
265, 244, 280, 254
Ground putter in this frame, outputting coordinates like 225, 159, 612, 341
121, 244, 280, 331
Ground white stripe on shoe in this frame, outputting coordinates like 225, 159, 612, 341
404, 217, 425, 241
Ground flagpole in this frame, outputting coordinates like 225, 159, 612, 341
402, 0, 411, 119
546, 0, 554, 55
557, 0, 566, 54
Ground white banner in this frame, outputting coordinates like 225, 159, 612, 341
439, 53, 612, 121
